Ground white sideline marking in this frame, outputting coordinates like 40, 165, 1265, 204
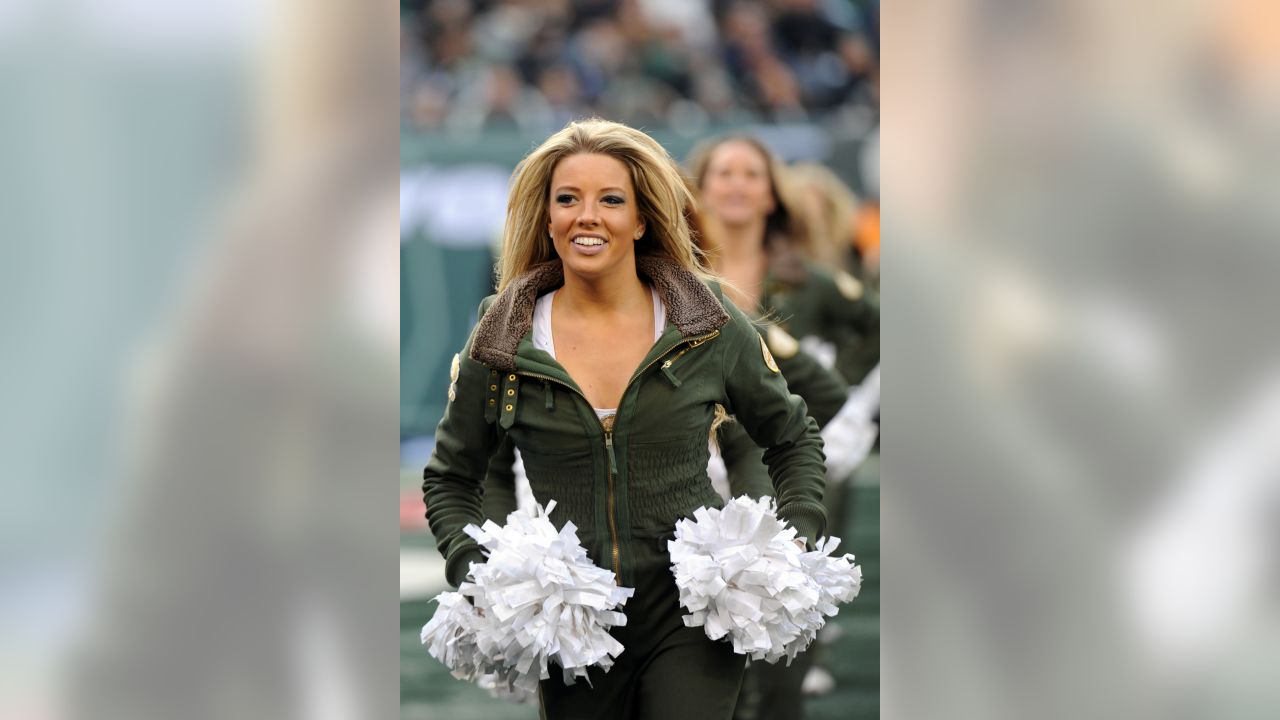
401, 549, 448, 601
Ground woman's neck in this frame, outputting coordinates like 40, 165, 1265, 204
715, 218, 768, 268
557, 262, 650, 319
709, 219, 770, 312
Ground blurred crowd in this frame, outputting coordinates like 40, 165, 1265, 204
401, 0, 879, 134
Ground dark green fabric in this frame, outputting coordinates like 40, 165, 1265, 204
479, 329, 846, 524
481, 435, 518, 523
537, 550, 747, 720
422, 274, 828, 589
761, 261, 879, 385
716, 326, 848, 504
772, 345, 849, 429
480, 352, 845, 529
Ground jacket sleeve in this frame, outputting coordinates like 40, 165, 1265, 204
717, 421, 774, 500
481, 435, 519, 523
772, 345, 849, 429
815, 268, 880, 384
720, 302, 828, 544
422, 299, 502, 587
816, 267, 879, 335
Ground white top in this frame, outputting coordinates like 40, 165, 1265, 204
533, 286, 667, 419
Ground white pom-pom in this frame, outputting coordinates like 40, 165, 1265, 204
802, 536, 863, 613
668, 496, 861, 664
476, 673, 538, 705
420, 591, 485, 681
421, 500, 634, 696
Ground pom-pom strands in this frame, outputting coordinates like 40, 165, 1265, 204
476, 673, 538, 705
420, 501, 635, 697
668, 496, 862, 664
419, 591, 484, 681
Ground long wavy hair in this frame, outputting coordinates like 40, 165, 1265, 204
789, 161, 860, 269
496, 119, 713, 292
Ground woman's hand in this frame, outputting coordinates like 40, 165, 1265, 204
794, 538, 807, 551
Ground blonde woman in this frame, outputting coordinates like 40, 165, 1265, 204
422, 119, 829, 720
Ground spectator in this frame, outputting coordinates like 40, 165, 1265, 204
402, 0, 879, 131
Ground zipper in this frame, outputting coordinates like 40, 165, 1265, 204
514, 327, 722, 586
648, 329, 721, 376
659, 330, 720, 386
602, 414, 620, 583
514, 369, 625, 584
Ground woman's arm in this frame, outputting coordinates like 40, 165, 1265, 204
422, 303, 504, 588
717, 422, 772, 500
718, 330, 846, 499
481, 435, 519, 522
768, 329, 849, 428
720, 303, 828, 544
817, 268, 880, 384
819, 268, 879, 335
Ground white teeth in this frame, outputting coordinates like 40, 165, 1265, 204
573, 236, 605, 246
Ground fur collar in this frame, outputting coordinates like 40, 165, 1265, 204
470, 254, 730, 370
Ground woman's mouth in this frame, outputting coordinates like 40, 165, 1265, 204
571, 234, 608, 255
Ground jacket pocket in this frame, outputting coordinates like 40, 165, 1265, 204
658, 330, 720, 387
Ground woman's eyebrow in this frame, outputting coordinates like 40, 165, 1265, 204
552, 185, 627, 194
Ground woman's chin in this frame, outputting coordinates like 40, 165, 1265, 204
713, 213, 760, 230
559, 247, 632, 281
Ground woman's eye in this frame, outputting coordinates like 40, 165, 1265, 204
602, 195, 624, 206
555, 194, 575, 204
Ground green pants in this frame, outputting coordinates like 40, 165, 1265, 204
538, 543, 747, 720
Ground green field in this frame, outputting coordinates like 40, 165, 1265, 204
401, 456, 880, 719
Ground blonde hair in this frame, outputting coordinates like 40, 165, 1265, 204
685, 135, 814, 259
497, 118, 713, 292
788, 162, 860, 269
709, 403, 733, 450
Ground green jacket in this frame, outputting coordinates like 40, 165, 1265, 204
762, 259, 879, 384
715, 325, 848, 501
480, 323, 848, 520
422, 255, 828, 588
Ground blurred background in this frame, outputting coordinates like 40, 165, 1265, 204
884, 1, 1280, 718
399, 1, 881, 718
0, 0, 1277, 719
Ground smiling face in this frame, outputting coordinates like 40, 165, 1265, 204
547, 152, 646, 283
698, 139, 777, 230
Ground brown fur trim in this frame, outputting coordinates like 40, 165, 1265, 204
470, 255, 729, 370
635, 255, 728, 336
470, 261, 563, 370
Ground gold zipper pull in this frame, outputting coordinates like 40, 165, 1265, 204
661, 362, 684, 388
605, 432, 618, 474
602, 414, 618, 474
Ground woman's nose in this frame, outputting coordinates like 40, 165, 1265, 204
577, 201, 599, 225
